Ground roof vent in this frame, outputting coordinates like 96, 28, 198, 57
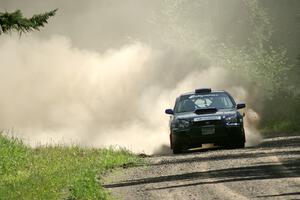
195, 88, 211, 94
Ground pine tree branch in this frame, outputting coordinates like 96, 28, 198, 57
0, 9, 57, 35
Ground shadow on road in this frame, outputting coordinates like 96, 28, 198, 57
150, 149, 300, 166
256, 192, 300, 198
257, 136, 300, 148
103, 158, 300, 189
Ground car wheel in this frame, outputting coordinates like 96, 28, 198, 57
224, 140, 245, 149
172, 142, 182, 154
230, 141, 245, 149
172, 147, 182, 154
235, 142, 245, 148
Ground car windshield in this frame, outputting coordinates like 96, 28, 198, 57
175, 93, 235, 113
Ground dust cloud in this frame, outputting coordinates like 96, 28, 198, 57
229, 87, 262, 146
0, 0, 263, 154
0, 35, 261, 154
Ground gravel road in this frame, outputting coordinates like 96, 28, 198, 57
103, 136, 300, 200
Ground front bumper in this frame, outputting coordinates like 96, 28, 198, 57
171, 122, 245, 149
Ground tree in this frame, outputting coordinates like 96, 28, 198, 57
0, 9, 57, 35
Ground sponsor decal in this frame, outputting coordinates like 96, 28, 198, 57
194, 116, 221, 122
189, 94, 219, 99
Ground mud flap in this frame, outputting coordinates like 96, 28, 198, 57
170, 134, 173, 149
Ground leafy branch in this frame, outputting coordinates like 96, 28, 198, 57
0, 9, 57, 35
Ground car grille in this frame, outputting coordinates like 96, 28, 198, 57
191, 119, 223, 127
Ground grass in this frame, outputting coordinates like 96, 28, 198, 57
261, 119, 300, 135
0, 133, 142, 200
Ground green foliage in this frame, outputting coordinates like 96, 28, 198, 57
217, 1, 299, 133
158, 0, 299, 133
216, 0, 291, 98
0, 133, 142, 200
262, 120, 300, 133
290, 55, 300, 92
0, 9, 57, 35
217, 44, 290, 97
243, 0, 273, 49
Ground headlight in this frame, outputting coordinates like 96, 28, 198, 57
225, 114, 239, 125
172, 119, 190, 129
226, 115, 238, 123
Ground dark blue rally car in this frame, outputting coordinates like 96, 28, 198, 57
165, 88, 246, 154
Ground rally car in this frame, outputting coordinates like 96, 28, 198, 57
165, 88, 246, 154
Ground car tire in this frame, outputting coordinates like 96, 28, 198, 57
235, 142, 245, 148
172, 147, 182, 154
172, 143, 182, 154
224, 140, 245, 149
230, 141, 245, 149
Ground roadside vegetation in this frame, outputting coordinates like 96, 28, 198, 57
158, 0, 300, 134
220, 1, 300, 134
0, 133, 142, 200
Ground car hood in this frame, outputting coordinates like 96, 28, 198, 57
175, 109, 237, 120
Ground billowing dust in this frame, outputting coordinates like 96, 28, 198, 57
0, 35, 261, 154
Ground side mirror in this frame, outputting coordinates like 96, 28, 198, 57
165, 109, 174, 115
236, 103, 246, 109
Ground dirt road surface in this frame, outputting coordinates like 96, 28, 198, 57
103, 136, 300, 200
